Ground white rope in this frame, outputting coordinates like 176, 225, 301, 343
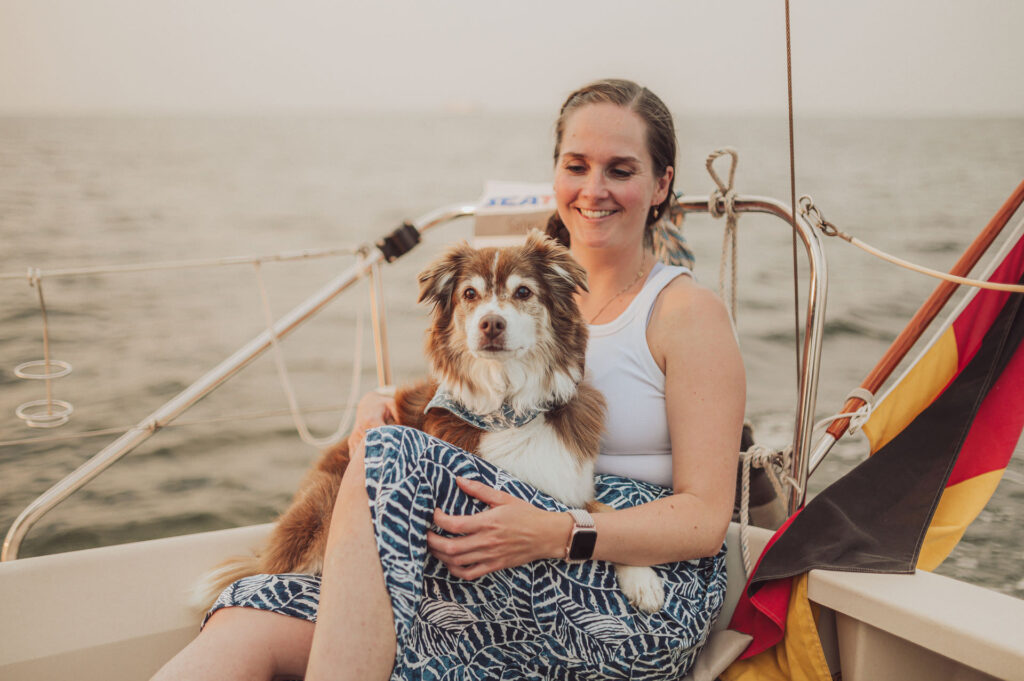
0, 246, 361, 281
799, 196, 1024, 293
847, 237, 1024, 292
706, 148, 741, 325
737, 443, 800, 577
718, 208, 739, 323
253, 261, 364, 448
812, 387, 876, 436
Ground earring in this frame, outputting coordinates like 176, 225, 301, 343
653, 207, 660, 220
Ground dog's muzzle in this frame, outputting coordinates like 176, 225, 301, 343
478, 313, 506, 351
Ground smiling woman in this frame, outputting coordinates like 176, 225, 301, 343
546, 79, 678, 327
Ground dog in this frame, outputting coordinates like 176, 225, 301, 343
194, 231, 664, 613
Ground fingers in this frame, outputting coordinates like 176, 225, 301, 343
444, 561, 500, 581
428, 486, 551, 580
430, 484, 516, 534
431, 506, 470, 535
426, 530, 492, 565
454, 477, 513, 508
426, 530, 504, 580
428, 504, 505, 579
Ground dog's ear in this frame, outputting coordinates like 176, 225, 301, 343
417, 241, 474, 311
524, 229, 589, 294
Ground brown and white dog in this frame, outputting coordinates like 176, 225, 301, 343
194, 231, 664, 612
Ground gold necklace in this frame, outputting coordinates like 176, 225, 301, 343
587, 252, 647, 324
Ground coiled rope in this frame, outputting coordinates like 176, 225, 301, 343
737, 443, 797, 576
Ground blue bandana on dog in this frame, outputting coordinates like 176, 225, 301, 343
425, 388, 543, 432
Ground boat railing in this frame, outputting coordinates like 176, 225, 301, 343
2, 194, 826, 561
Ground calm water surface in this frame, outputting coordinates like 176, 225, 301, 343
1, 114, 1022, 596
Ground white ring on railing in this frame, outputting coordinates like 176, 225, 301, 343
13, 359, 73, 380
15, 399, 74, 428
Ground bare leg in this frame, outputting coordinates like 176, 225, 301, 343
150, 607, 314, 681
305, 438, 397, 681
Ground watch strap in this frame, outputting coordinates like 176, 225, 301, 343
567, 508, 595, 528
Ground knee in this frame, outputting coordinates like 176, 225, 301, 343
202, 607, 314, 674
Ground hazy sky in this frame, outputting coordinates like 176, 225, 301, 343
2, 0, 1022, 116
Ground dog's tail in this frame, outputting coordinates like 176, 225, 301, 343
188, 554, 262, 613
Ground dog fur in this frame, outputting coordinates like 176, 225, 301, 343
193, 231, 663, 613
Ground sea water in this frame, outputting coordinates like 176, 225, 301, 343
1, 113, 1022, 596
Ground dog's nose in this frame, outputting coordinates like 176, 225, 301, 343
479, 314, 506, 339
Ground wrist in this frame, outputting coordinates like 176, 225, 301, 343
548, 511, 575, 560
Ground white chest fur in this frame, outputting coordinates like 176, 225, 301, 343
478, 417, 595, 508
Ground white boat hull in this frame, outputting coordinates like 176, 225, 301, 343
1, 523, 1021, 681
0, 524, 272, 680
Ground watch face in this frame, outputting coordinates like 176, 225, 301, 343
568, 528, 597, 561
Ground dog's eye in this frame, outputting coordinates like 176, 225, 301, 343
514, 286, 532, 300
462, 287, 478, 301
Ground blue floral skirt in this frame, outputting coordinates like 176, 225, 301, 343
206, 425, 727, 680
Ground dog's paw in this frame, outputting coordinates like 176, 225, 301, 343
615, 564, 664, 613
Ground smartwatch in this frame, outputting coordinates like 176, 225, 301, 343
565, 509, 597, 562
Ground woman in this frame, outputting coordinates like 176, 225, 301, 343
152, 78, 744, 681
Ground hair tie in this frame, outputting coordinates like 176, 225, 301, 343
651, 195, 695, 268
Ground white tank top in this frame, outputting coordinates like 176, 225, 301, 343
586, 262, 692, 488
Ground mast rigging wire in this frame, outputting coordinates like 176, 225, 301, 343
785, 0, 803, 393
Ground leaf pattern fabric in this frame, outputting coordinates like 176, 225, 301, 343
205, 425, 726, 680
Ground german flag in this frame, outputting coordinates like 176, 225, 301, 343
862, 229, 1024, 570
722, 192, 1024, 681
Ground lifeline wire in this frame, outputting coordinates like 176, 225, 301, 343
0, 246, 361, 281
799, 196, 1024, 293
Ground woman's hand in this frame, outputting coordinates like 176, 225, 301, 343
347, 390, 397, 451
427, 477, 572, 580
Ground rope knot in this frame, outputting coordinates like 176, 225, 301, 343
743, 443, 783, 469
706, 147, 738, 195
842, 387, 875, 435
708, 188, 738, 220
705, 148, 741, 327
812, 387, 876, 437
738, 441, 799, 577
